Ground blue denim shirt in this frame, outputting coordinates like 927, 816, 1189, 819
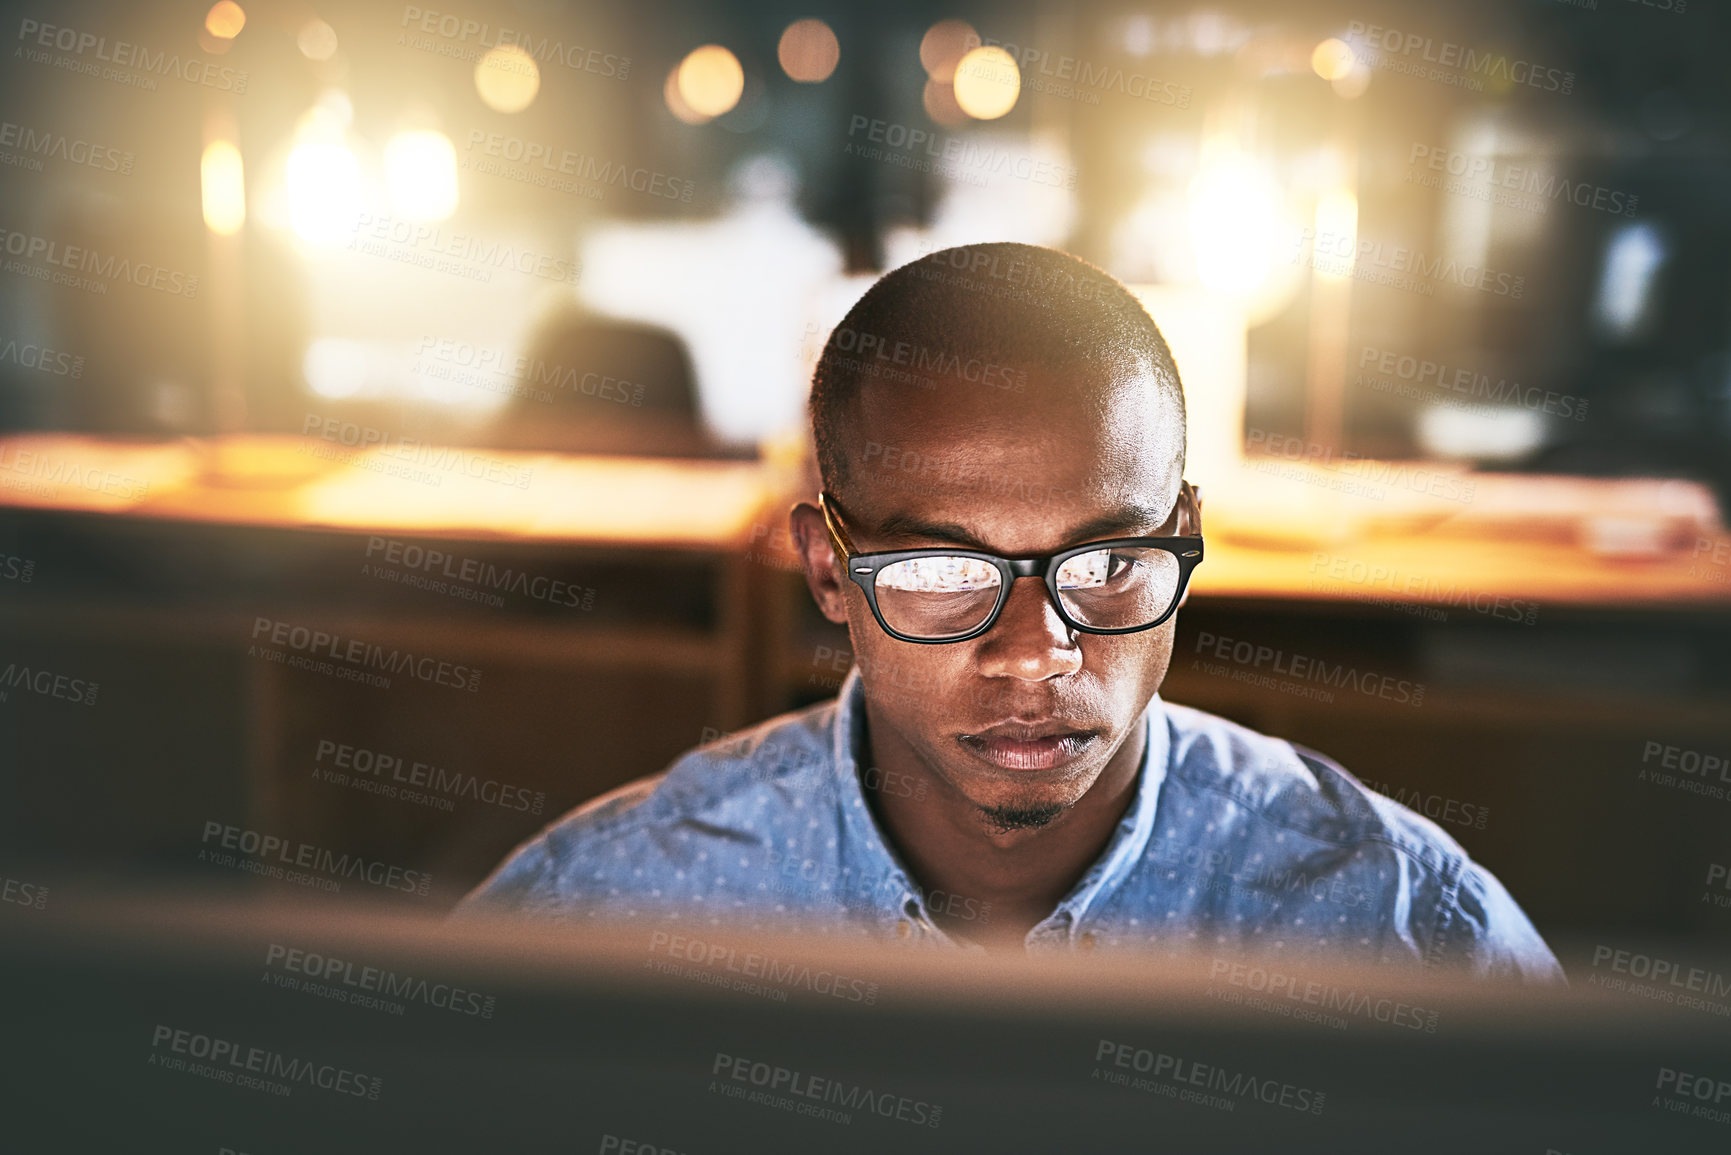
457, 667, 1563, 982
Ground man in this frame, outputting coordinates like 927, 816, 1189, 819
457, 243, 1563, 983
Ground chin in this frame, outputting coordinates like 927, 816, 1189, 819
977, 800, 1067, 833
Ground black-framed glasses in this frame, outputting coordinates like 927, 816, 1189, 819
818, 489, 1204, 644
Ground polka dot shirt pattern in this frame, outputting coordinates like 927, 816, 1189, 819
454, 668, 1564, 983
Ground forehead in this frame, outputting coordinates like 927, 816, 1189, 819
840, 363, 1184, 553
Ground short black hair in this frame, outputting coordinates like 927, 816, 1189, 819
807, 242, 1185, 498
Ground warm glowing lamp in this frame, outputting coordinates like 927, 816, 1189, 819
200, 140, 245, 235
952, 46, 1019, 120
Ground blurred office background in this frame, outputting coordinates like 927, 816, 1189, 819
0, 0, 1728, 967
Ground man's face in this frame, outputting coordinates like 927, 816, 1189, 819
793, 360, 1190, 832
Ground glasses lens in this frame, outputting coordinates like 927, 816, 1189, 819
875, 556, 1002, 639
1054, 547, 1182, 629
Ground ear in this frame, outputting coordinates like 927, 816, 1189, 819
1176, 480, 1202, 609
789, 502, 851, 626
1182, 481, 1203, 534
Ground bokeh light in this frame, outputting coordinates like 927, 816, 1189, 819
286, 100, 364, 247
1188, 152, 1282, 293
475, 45, 541, 113
1310, 38, 1354, 81
297, 19, 337, 61
919, 20, 977, 82
200, 141, 245, 235
204, 1, 246, 40
922, 78, 966, 126
677, 45, 745, 119
778, 20, 840, 83
665, 65, 707, 124
384, 131, 459, 221
952, 45, 1020, 120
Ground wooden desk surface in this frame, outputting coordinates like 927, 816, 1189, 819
1192, 469, 1731, 610
1194, 531, 1731, 611
0, 433, 783, 551
2, 434, 1727, 609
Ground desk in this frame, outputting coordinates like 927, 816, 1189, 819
0, 433, 795, 890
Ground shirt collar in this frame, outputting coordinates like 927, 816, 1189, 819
828, 664, 1170, 947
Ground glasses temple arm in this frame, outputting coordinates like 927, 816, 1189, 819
817, 492, 858, 562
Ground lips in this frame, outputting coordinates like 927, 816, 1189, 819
957, 720, 1098, 771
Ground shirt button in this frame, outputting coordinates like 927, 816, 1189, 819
895, 919, 912, 938
1079, 931, 1097, 952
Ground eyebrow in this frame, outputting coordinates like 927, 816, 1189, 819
870, 502, 1174, 553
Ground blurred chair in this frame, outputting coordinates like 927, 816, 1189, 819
487, 309, 724, 458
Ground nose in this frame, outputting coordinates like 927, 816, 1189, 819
973, 576, 1082, 681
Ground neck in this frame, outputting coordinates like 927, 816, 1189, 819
859, 700, 1149, 949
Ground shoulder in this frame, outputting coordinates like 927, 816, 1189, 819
1159, 699, 1458, 873
1154, 700, 1563, 982
451, 698, 841, 916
